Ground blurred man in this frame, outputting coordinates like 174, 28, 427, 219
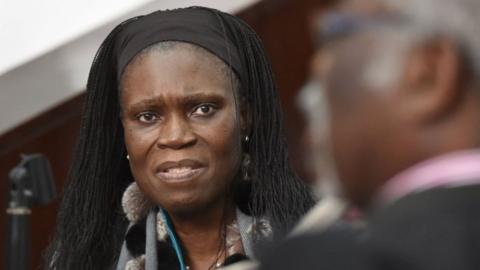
261, 0, 480, 269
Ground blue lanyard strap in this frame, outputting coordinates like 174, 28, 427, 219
160, 209, 188, 270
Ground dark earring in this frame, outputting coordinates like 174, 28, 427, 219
241, 135, 251, 181
242, 153, 251, 181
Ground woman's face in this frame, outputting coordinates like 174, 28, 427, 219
120, 45, 243, 215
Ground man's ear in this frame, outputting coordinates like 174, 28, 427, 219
399, 37, 464, 124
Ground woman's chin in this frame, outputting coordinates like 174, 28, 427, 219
161, 195, 225, 218
161, 196, 204, 215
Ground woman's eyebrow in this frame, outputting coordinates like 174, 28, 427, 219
125, 93, 226, 112
128, 97, 165, 112
182, 93, 225, 104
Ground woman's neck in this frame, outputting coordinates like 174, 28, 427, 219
169, 203, 236, 270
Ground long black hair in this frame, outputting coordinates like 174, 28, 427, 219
46, 7, 314, 269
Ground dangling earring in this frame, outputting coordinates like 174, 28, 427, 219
242, 153, 251, 181
242, 135, 251, 181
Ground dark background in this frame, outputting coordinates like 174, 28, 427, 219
0, 0, 332, 268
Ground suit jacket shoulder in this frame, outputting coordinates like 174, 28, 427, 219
365, 185, 480, 270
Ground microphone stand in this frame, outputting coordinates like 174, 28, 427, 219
5, 154, 56, 270
6, 166, 31, 270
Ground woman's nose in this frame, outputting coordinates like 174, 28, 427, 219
156, 115, 197, 149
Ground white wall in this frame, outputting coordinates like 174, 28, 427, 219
0, 0, 259, 135
0, 0, 155, 75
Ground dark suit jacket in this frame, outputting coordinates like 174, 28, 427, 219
260, 185, 480, 270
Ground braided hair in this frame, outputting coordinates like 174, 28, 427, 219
45, 7, 315, 269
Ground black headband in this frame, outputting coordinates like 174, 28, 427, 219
114, 7, 243, 82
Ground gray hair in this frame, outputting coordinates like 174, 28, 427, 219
389, 0, 480, 73
361, 0, 480, 89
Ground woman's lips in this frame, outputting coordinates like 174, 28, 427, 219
157, 166, 204, 181
155, 159, 206, 182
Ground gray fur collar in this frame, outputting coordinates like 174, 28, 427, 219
118, 182, 271, 270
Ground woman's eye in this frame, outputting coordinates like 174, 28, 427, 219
136, 112, 159, 123
192, 104, 216, 116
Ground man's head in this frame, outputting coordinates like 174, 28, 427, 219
316, 0, 480, 207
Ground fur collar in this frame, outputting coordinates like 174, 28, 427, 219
120, 182, 271, 270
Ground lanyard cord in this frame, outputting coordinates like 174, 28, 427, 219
160, 209, 187, 270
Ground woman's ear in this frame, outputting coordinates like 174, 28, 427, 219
399, 37, 464, 124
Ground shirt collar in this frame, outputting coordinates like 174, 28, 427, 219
376, 148, 480, 205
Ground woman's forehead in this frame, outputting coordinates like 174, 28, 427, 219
120, 43, 240, 101
120, 51, 238, 105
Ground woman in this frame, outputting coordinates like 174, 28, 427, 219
46, 6, 314, 270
